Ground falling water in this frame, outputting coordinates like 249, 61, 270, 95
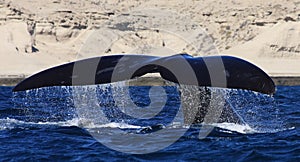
11, 79, 285, 134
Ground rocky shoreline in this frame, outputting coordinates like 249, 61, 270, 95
2, 76, 300, 87
0, 75, 26, 86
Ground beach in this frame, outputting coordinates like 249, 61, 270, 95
0, 0, 299, 85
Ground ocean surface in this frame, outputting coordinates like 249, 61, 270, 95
0, 83, 299, 161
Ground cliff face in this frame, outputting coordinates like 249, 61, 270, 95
0, 0, 299, 76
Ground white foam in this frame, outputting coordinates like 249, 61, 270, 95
0, 117, 143, 130
0, 117, 255, 134
1, 117, 290, 135
0, 118, 27, 130
211, 122, 256, 134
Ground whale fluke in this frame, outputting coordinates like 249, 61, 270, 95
13, 54, 275, 95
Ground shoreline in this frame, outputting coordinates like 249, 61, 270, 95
271, 77, 300, 86
2, 76, 300, 87
0, 75, 26, 86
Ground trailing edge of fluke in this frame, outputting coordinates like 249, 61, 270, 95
13, 54, 275, 95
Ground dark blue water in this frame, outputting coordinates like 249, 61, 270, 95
0, 84, 299, 161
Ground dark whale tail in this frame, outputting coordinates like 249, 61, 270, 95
13, 54, 275, 95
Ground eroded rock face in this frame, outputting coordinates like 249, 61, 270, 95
0, 0, 298, 55
0, 22, 32, 54
0, 0, 121, 57
262, 23, 300, 58
0, 0, 299, 75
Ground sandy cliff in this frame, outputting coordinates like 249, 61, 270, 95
0, 0, 299, 76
